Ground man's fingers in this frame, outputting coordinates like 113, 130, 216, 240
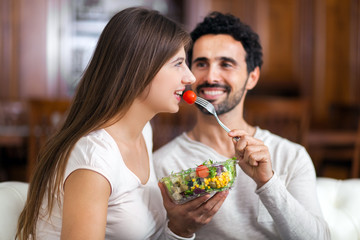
200, 191, 228, 218
182, 194, 212, 210
183, 190, 229, 225
240, 145, 270, 167
228, 129, 247, 138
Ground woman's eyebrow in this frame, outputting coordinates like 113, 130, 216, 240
171, 57, 185, 63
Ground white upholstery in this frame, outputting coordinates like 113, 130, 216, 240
0, 181, 28, 240
317, 177, 360, 240
0, 179, 359, 240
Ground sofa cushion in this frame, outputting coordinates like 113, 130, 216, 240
317, 177, 360, 240
0, 181, 29, 240
1, 178, 359, 240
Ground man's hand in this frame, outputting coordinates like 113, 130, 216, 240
158, 182, 228, 237
229, 130, 273, 188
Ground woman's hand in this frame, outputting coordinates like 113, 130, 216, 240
229, 130, 273, 188
158, 182, 228, 237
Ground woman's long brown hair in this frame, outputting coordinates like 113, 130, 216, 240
16, 7, 191, 239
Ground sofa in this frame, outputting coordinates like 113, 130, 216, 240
316, 177, 360, 239
0, 181, 28, 240
1, 178, 360, 240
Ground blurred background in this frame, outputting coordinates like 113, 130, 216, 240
1, 0, 359, 182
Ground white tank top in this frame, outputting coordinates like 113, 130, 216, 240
36, 123, 167, 239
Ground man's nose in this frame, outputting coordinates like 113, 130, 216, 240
204, 65, 221, 84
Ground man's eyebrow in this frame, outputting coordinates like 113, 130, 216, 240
192, 57, 208, 64
192, 56, 238, 65
217, 56, 238, 65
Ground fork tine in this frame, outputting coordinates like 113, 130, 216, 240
196, 97, 207, 104
195, 97, 230, 131
195, 98, 207, 108
196, 97, 211, 108
194, 96, 237, 139
195, 99, 213, 114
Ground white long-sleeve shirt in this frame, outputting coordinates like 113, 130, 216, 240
154, 127, 330, 240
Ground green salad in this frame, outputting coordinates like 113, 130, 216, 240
160, 158, 237, 204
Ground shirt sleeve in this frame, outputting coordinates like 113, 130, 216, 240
256, 164, 331, 239
156, 220, 195, 240
64, 133, 117, 192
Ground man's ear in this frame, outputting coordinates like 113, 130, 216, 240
246, 66, 260, 90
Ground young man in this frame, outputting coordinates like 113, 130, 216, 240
155, 12, 330, 239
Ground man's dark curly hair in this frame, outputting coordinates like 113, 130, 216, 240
188, 11, 263, 74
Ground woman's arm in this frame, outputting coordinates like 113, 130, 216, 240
61, 169, 111, 240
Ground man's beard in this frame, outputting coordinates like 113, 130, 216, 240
195, 78, 248, 116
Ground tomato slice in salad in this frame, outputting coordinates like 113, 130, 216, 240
196, 165, 209, 178
182, 90, 197, 104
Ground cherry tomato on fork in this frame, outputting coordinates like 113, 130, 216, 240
182, 90, 197, 104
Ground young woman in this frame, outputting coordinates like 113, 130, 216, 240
16, 7, 196, 239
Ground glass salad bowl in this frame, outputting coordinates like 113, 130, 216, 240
160, 158, 237, 204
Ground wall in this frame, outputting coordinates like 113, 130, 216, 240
1, 0, 359, 125
188, 0, 360, 126
0, 0, 50, 99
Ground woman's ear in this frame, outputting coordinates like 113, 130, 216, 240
246, 66, 260, 90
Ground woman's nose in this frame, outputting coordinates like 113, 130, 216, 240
183, 66, 196, 84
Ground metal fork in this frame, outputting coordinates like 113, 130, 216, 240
195, 96, 239, 141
